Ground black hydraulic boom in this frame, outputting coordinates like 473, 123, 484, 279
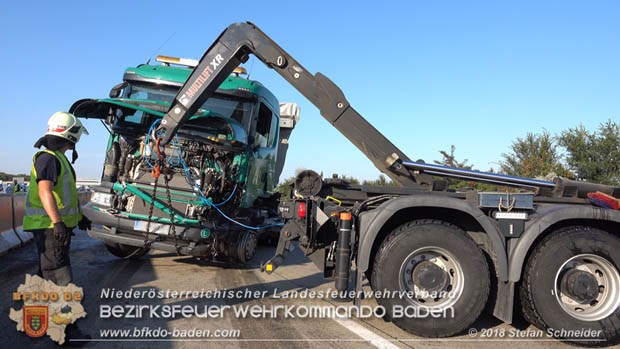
157, 22, 425, 187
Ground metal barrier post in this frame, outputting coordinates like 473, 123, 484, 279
10, 192, 24, 247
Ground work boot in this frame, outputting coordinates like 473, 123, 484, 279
42, 265, 73, 286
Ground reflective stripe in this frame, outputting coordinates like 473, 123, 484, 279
24, 206, 80, 216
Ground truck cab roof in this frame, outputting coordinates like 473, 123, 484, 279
123, 64, 279, 110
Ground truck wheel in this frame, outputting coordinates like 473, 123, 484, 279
234, 231, 258, 263
104, 242, 149, 259
371, 219, 490, 337
520, 227, 620, 346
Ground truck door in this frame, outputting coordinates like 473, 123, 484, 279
248, 101, 279, 199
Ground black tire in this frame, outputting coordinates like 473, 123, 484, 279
520, 227, 620, 347
371, 219, 490, 337
104, 242, 149, 259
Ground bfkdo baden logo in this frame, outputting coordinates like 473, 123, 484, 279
9, 274, 87, 345
24, 305, 49, 337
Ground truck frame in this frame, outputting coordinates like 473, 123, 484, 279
97, 22, 620, 345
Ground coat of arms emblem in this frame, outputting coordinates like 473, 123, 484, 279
24, 306, 48, 338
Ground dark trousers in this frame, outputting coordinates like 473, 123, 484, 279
31, 228, 73, 286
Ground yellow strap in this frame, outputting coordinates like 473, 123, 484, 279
325, 196, 342, 206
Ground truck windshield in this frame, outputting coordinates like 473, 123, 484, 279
122, 83, 253, 130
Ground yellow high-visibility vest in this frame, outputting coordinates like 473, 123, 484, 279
23, 150, 81, 230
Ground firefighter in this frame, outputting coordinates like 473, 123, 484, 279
23, 112, 92, 286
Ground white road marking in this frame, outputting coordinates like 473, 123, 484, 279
333, 316, 401, 349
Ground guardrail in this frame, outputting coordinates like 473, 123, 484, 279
0, 192, 91, 256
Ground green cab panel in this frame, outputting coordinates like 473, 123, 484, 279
72, 62, 281, 217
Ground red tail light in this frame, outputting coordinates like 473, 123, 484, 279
298, 202, 306, 219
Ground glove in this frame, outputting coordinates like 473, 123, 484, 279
53, 222, 70, 246
78, 215, 92, 231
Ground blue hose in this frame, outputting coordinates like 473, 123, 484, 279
144, 119, 183, 168
144, 118, 282, 230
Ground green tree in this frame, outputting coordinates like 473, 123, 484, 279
435, 145, 472, 170
558, 119, 620, 185
362, 174, 398, 187
274, 175, 296, 198
432, 145, 505, 191
434, 145, 483, 189
499, 130, 569, 179
340, 175, 360, 185
0, 172, 28, 181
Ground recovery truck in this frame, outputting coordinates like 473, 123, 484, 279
75, 22, 619, 345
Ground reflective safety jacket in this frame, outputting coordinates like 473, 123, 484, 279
23, 150, 81, 230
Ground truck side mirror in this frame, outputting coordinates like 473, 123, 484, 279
109, 82, 128, 98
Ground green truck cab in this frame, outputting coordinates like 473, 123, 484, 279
70, 57, 300, 263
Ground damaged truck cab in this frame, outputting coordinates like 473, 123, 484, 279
71, 57, 300, 263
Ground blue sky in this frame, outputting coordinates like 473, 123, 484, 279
1, 1, 618, 182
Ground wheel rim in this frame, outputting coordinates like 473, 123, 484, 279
236, 231, 257, 263
554, 254, 620, 321
398, 246, 465, 309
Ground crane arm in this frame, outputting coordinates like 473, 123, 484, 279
157, 22, 428, 187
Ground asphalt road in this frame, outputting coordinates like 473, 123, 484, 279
1, 229, 572, 348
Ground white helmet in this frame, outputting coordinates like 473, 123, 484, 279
45, 112, 89, 144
